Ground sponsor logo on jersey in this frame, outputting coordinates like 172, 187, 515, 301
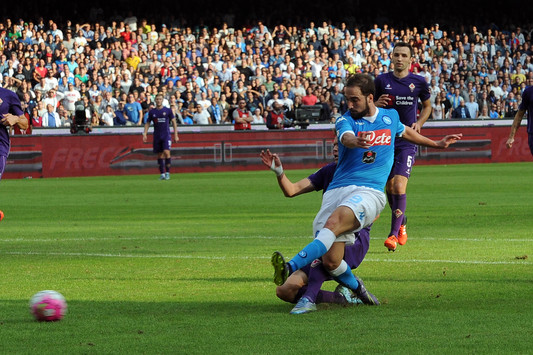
385, 84, 392, 90
362, 150, 376, 164
363, 129, 392, 146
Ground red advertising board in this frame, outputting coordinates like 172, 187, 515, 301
4, 125, 531, 179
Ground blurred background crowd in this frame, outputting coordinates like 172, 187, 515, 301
0, 0, 531, 129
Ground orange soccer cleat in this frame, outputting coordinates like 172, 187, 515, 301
384, 235, 398, 252
397, 219, 408, 246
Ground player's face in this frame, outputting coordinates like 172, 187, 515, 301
392, 46, 411, 72
155, 96, 163, 107
345, 85, 371, 119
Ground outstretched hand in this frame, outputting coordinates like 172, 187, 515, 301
436, 133, 463, 148
260, 149, 284, 176
260, 149, 280, 168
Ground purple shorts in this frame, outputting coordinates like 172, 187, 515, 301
388, 143, 418, 180
153, 137, 171, 153
0, 155, 5, 181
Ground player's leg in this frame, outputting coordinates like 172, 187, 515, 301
0, 155, 5, 182
163, 149, 171, 180
163, 138, 172, 180
286, 206, 359, 276
276, 269, 308, 303
385, 147, 416, 250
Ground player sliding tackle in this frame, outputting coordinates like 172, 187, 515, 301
271, 74, 462, 306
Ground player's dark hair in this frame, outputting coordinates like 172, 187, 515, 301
345, 73, 375, 97
393, 41, 413, 57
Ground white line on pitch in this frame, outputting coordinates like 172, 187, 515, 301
1, 251, 530, 265
1, 236, 532, 242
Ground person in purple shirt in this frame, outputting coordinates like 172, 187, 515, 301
374, 42, 433, 251
260, 138, 373, 314
506, 81, 533, 154
142, 94, 179, 180
0, 87, 29, 181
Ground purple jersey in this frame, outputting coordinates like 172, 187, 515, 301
147, 107, 175, 140
0, 88, 24, 156
519, 86, 533, 134
308, 162, 336, 193
375, 72, 430, 147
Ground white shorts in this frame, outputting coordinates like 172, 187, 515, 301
312, 185, 386, 245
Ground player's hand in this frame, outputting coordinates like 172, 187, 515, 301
506, 137, 514, 149
375, 94, 391, 108
355, 131, 373, 149
142, 133, 147, 143
1, 113, 20, 127
260, 149, 280, 168
174, 134, 179, 143
436, 133, 463, 148
411, 122, 422, 133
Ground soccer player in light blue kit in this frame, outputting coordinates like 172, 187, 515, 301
506, 79, 533, 155
374, 42, 433, 251
272, 74, 461, 306
143, 94, 179, 180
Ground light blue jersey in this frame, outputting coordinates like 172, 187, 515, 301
329, 108, 405, 192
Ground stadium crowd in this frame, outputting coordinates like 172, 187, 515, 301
0, 13, 532, 130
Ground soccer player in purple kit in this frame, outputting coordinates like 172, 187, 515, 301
271, 74, 461, 307
374, 42, 433, 251
0, 87, 29, 182
143, 94, 179, 180
261, 138, 373, 314
506, 81, 533, 155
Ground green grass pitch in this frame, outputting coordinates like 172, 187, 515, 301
0, 162, 531, 354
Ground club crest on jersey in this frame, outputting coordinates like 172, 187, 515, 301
298, 251, 307, 258
310, 259, 322, 268
363, 129, 392, 146
409, 83, 415, 92
362, 150, 376, 164
382, 116, 392, 125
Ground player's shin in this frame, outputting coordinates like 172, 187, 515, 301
389, 193, 406, 236
287, 228, 336, 272
329, 260, 360, 291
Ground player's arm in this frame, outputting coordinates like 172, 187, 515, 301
506, 109, 526, 149
413, 98, 432, 132
401, 126, 462, 149
142, 119, 150, 143
171, 118, 179, 142
340, 131, 372, 149
260, 149, 315, 197
1, 113, 29, 130
137, 107, 143, 126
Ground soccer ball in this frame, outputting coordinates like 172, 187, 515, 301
29, 290, 67, 321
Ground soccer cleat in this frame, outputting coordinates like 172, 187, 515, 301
353, 276, 380, 305
159, 174, 166, 180
398, 217, 408, 245
334, 284, 363, 305
165, 172, 170, 180
290, 297, 317, 314
271, 251, 289, 286
384, 235, 398, 251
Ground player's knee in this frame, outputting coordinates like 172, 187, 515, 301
276, 285, 296, 303
321, 257, 341, 271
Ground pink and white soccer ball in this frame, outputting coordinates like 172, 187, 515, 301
29, 290, 67, 321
